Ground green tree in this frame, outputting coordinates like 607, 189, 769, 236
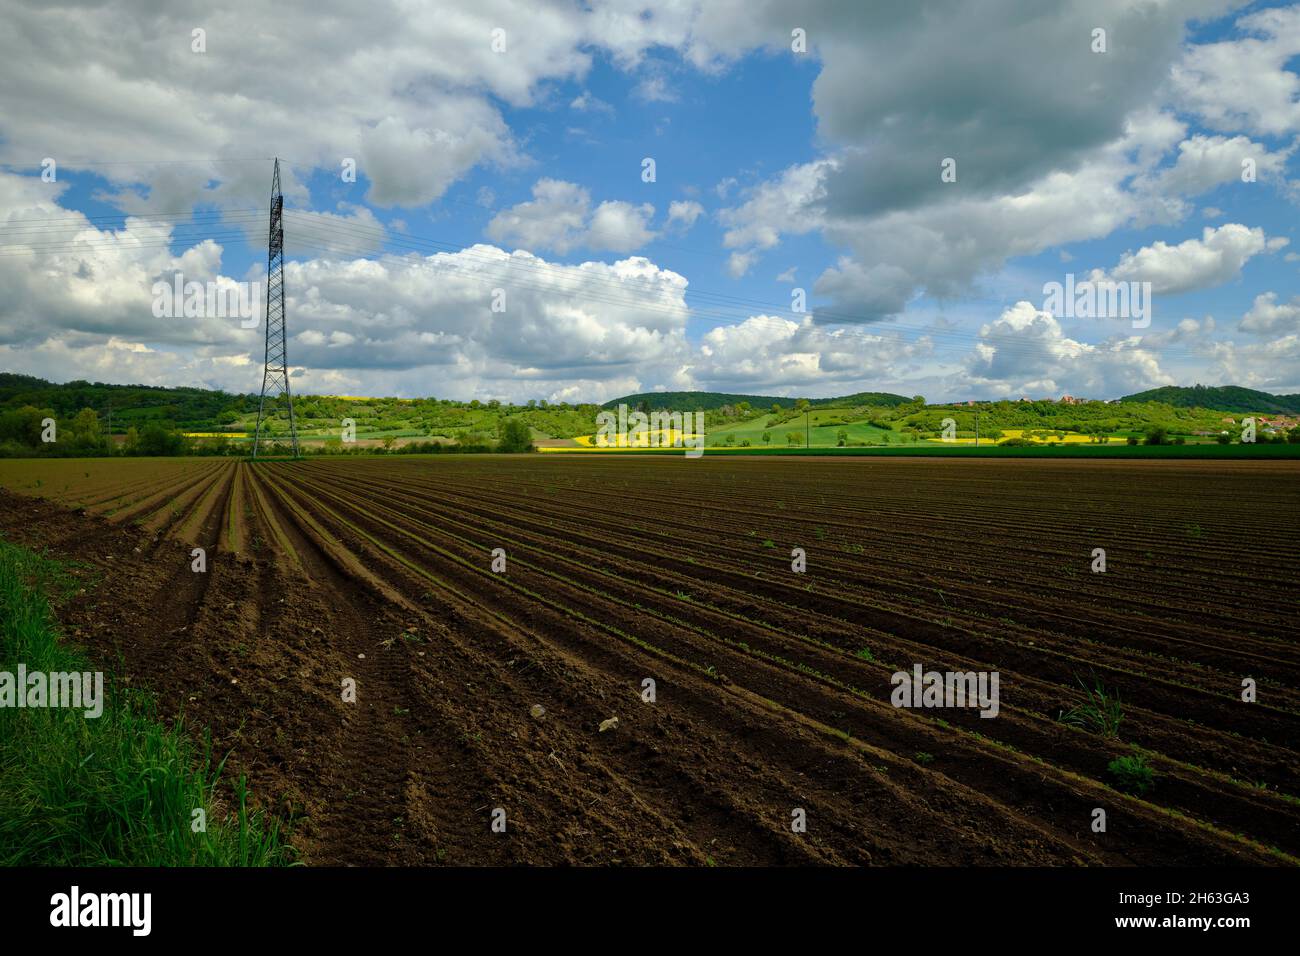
497, 418, 534, 453
71, 407, 101, 446
0, 405, 49, 447
762, 431, 771, 445
135, 423, 185, 456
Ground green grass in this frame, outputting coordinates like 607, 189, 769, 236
706, 408, 897, 447
1108, 752, 1157, 796
0, 538, 293, 866
1059, 677, 1124, 738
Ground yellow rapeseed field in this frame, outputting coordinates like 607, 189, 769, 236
548, 428, 694, 451
924, 429, 1126, 445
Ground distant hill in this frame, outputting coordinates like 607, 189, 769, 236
0, 372, 253, 429
603, 390, 912, 411
1119, 385, 1300, 415
8, 370, 1298, 431
0, 373, 600, 447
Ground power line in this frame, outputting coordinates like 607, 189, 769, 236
0, 231, 258, 257
0, 166, 1215, 369
0, 209, 1215, 368
0, 157, 1171, 330
0, 157, 273, 168
0, 207, 262, 230
275, 157, 736, 264
276, 214, 1210, 365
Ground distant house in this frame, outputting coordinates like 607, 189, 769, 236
1257, 416, 1299, 430
1058, 394, 1086, 405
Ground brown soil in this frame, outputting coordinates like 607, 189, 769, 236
0, 455, 1296, 866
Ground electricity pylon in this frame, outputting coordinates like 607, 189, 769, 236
252, 157, 299, 458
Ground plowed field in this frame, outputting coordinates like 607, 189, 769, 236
0, 455, 1296, 866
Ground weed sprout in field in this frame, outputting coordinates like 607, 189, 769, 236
1059, 676, 1123, 738
1108, 752, 1156, 795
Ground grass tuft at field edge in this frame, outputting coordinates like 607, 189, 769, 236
0, 537, 293, 866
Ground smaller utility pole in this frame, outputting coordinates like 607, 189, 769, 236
806, 408, 810, 449
975, 407, 980, 447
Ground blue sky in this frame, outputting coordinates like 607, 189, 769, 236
1, 0, 1298, 403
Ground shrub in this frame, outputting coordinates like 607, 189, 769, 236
133, 423, 187, 456
1107, 753, 1155, 795
496, 418, 534, 453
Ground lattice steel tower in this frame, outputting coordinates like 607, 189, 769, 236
252, 157, 299, 458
